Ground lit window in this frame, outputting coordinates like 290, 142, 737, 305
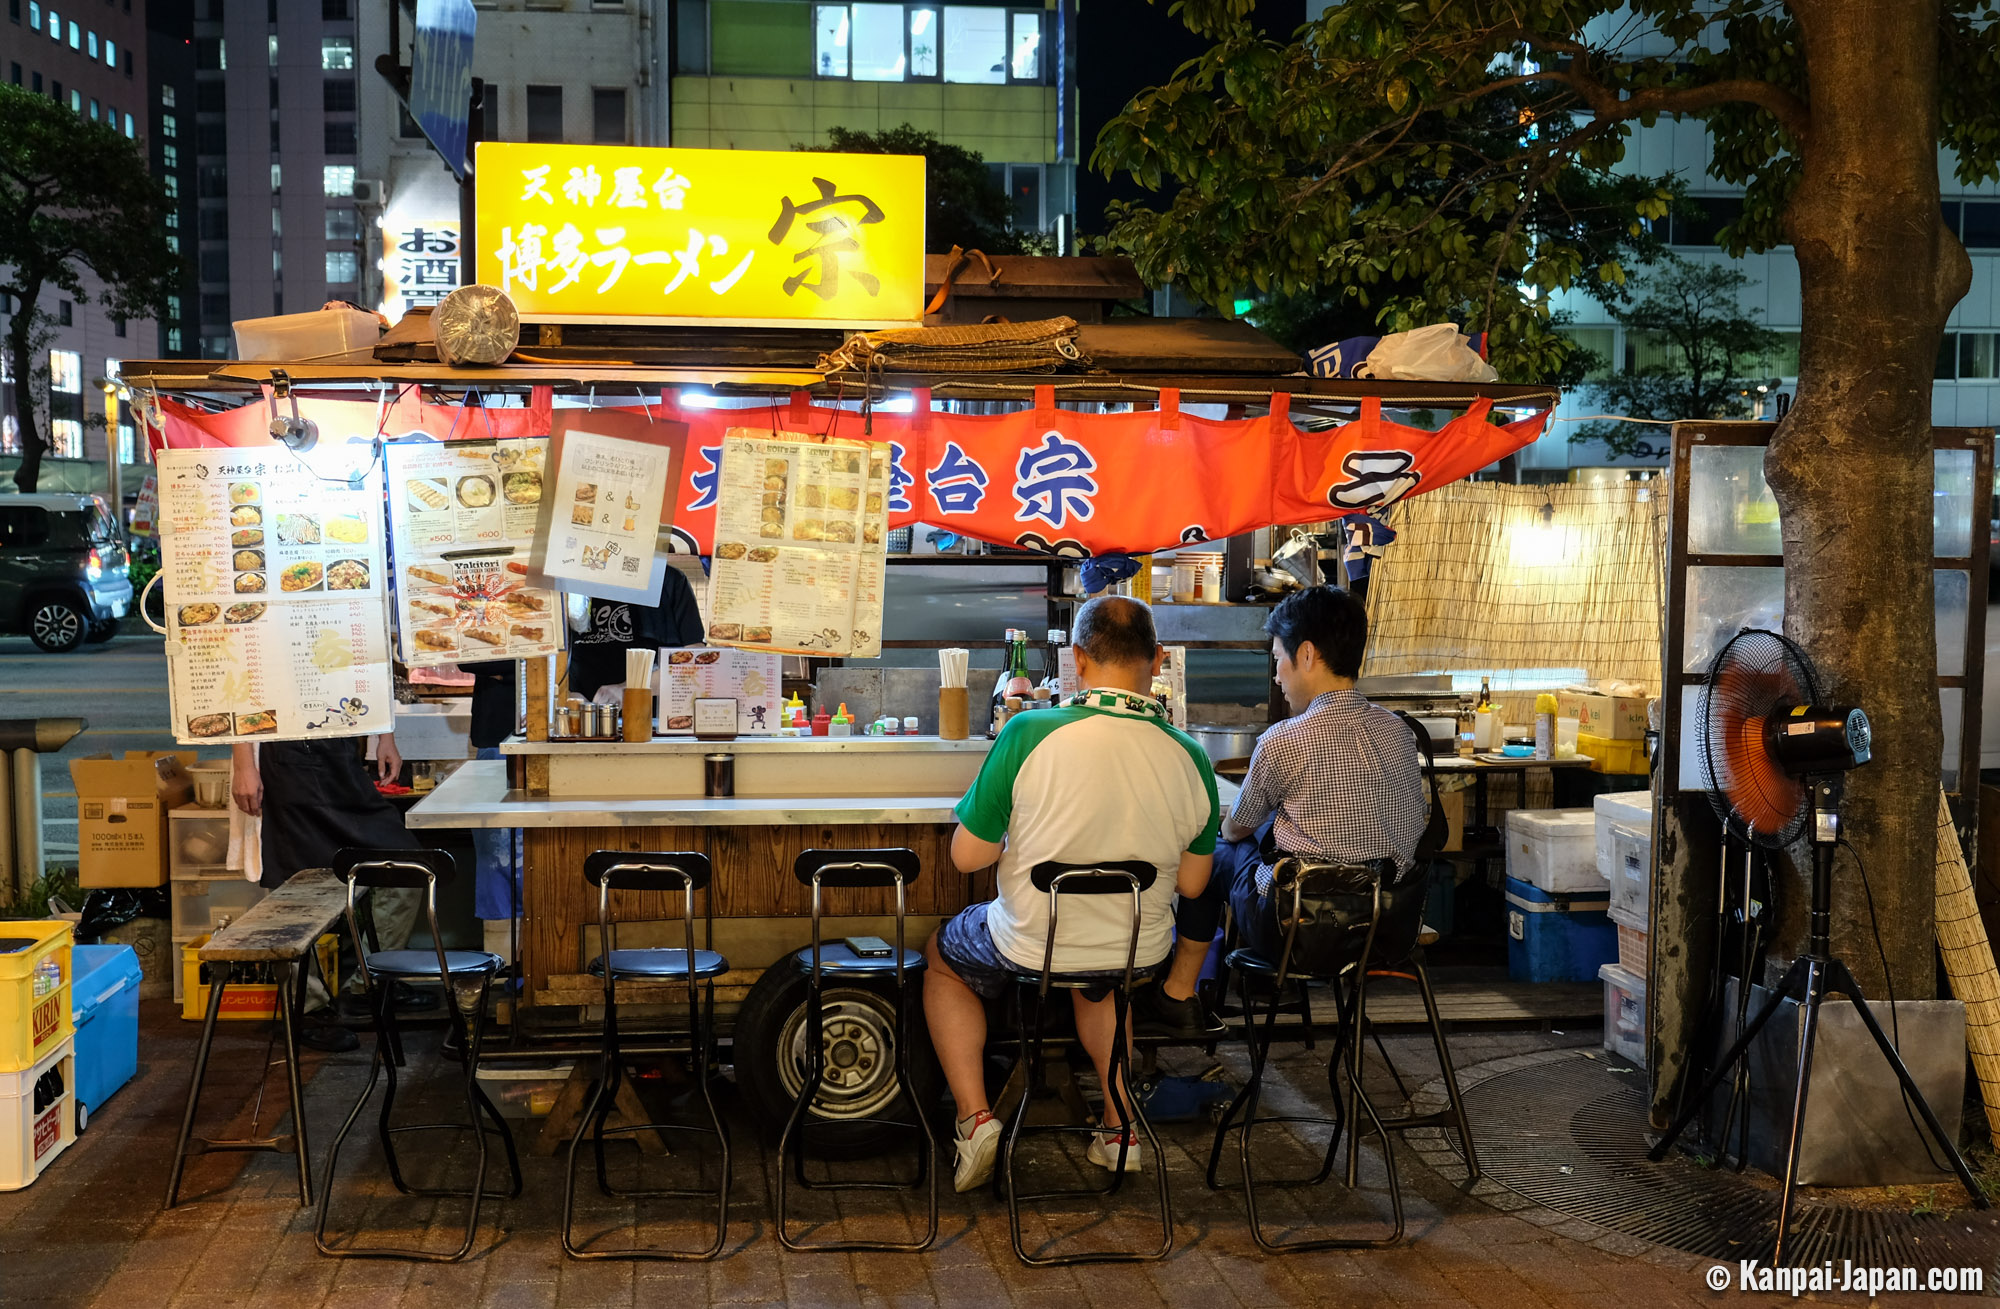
814, 5, 847, 78
321, 36, 354, 71
165, 328, 182, 353
104, 38, 115, 68
326, 250, 358, 282
68, 88, 78, 112
943, 7, 1005, 84
163, 173, 177, 199
268, 34, 278, 66
273, 249, 282, 274
161, 84, 174, 108
123, 112, 133, 137
271, 207, 282, 235
28, 4, 39, 32
50, 349, 82, 393
1010, 11, 1039, 79
88, 98, 97, 120
43, 7, 55, 39
86, 30, 95, 58
67, 18, 77, 47
166, 234, 178, 253
851, 3, 906, 80
270, 162, 281, 191
164, 143, 177, 168
162, 113, 176, 138
323, 164, 355, 196
909, 7, 938, 77
118, 425, 135, 465
51, 419, 83, 459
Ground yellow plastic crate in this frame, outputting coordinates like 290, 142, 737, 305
1578, 732, 1647, 776
0, 922, 74, 1073
180, 933, 338, 1022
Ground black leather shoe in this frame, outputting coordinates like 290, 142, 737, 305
1135, 987, 1226, 1040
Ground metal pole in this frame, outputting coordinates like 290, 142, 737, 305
0, 750, 14, 903
11, 748, 40, 894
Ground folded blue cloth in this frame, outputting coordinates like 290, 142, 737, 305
1080, 553, 1141, 594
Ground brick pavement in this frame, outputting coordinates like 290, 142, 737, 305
0, 1001, 1954, 1307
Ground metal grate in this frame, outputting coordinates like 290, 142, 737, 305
1463, 1053, 2000, 1271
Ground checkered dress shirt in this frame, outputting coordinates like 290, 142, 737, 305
1229, 688, 1428, 894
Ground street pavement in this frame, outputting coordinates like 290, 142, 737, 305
0, 631, 224, 868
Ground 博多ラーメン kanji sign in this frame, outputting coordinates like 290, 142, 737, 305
473, 143, 926, 327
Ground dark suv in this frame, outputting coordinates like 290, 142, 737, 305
0, 494, 133, 651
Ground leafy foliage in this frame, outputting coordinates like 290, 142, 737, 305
0, 85, 179, 489
805, 124, 1033, 255
1090, 0, 2000, 381
1574, 254, 1781, 456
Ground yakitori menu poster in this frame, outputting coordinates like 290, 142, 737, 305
157, 447, 391, 744
385, 437, 562, 666
704, 430, 888, 658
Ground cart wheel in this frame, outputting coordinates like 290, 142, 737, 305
733, 962, 940, 1160
76, 1100, 88, 1134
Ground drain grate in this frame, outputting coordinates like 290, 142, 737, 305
1461, 1052, 2000, 1272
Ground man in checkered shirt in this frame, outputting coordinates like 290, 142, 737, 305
1138, 585, 1427, 1039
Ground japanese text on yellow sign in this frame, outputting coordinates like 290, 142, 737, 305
474, 143, 926, 327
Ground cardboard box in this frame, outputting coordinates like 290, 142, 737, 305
1557, 692, 1650, 740
69, 752, 195, 888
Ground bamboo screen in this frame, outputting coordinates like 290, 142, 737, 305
1362, 481, 1669, 692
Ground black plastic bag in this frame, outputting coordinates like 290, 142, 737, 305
77, 887, 171, 942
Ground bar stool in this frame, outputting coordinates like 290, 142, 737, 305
315, 848, 521, 1263
1204, 857, 1415, 1252
998, 859, 1173, 1267
562, 851, 731, 1262
776, 847, 938, 1253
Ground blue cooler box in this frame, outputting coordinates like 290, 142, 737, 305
1505, 876, 1615, 982
70, 945, 142, 1127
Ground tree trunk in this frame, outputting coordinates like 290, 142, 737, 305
6, 316, 44, 494
1764, 0, 1968, 999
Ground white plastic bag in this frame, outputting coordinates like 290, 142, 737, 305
1357, 324, 1498, 382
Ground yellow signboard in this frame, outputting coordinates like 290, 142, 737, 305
474, 142, 926, 328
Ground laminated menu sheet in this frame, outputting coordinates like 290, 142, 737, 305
529, 410, 686, 604
386, 437, 564, 666
704, 430, 888, 657
157, 447, 392, 744
658, 647, 782, 735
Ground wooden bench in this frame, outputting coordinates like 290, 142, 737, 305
164, 867, 371, 1209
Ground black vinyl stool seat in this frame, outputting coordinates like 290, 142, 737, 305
777, 848, 939, 1253
563, 851, 731, 1261
998, 859, 1173, 1267
315, 849, 521, 1263
1205, 856, 1459, 1252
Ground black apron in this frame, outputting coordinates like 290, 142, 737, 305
567, 566, 705, 699
258, 738, 411, 889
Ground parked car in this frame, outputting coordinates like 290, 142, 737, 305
0, 494, 132, 651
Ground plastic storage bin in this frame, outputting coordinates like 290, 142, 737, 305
1599, 962, 1648, 1067
70, 945, 142, 1128
475, 1061, 576, 1119
1505, 875, 1616, 982
1578, 732, 1647, 775
0, 922, 73, 1073
232, 307, 380, 364
0, 1037, 76, 1190
170, 876, 267, 938
1504, 808, 1601, 894
168, 808, 233, 874
1593, 791, 1651, 882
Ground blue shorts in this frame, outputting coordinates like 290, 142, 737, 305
935, 901, 1162, 1002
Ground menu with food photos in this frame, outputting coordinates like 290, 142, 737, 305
658, 647, 781, 735
532, 422, 679, 603
157, 447, 392, 744
385, 437, 563, 666
704, 430, 888, 658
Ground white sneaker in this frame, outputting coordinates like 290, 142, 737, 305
953, 1114, 1001, 1193
1087, 1128, 1144, 1174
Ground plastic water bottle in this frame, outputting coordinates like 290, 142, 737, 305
31, 956, 61, 1000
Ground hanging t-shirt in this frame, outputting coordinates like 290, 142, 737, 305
954, 688, 1219, 973
567, 566, 705, 699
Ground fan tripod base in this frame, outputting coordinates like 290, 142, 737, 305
1647, 951, 1990, 1264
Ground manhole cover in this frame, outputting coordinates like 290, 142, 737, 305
1461, 1051, 2000, 1273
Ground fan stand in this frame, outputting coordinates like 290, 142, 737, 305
1647, 777, 1990, 1264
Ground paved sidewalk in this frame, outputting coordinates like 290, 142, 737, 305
0, 1001, 1915, 1308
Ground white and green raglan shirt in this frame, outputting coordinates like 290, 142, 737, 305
954, 688, 1221, 974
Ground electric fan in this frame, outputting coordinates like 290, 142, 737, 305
1651, 628, 1985, 1261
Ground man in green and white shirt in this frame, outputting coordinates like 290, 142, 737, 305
923, 596, 1220, 1191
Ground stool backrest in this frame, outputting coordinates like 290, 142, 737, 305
580, 851, 712, 994
1027, 858, 1158, 995
794, 847, 921, 986
1268, 857, 1426, 984
333, 847, 455, 989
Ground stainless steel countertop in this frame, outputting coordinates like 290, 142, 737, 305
500, 734, 996, 756
407, 759, 1241, 829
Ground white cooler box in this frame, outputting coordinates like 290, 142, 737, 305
1504, 808, 1600, 894
1594, 790, 1653, 930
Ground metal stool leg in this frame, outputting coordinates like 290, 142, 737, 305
1413, 955, 1479, 1182
165, 962, 229, 1209
276, 961, 312, 1208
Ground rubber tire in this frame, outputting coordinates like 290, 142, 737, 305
27, 596, 87, 652
85, 619, 118, 643
732, 961, 941, 1161
76, 1100, 88, 1134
